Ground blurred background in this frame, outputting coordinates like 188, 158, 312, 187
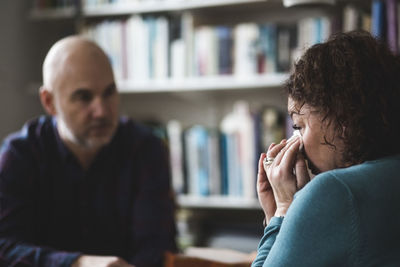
0, 0, 395, 256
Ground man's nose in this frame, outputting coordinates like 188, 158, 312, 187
91, 97, 107, 118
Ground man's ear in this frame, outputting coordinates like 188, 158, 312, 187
39, 86, 57, 115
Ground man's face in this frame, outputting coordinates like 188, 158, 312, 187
52, 54, 119, 149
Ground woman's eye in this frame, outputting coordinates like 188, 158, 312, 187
292, 124, 301, 130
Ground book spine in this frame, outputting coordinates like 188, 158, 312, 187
386, 0, 398, 54
372, 0, 386, 40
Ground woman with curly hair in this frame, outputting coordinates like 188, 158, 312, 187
252, 30, 400, 266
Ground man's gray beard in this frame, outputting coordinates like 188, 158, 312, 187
57, 118, 100, 149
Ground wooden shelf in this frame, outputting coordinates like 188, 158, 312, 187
117, 73, 288, 93
177, 195, 261, 209
83, 0, 270, 16
29, 6, 77, 20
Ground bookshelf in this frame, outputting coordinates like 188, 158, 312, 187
117, 73, 288, 93
83, 0, 272, 17
27, 0, 399, 251
177, 195, 261, 210
29, 6, 77, 20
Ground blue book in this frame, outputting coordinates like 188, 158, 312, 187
145, 17, 157, 79
372, 0, 386, 40
219, 133, 229, 195
216, 26, 233, 75
196, 127, 209, 196
315, 17, 322, 44
259, 24, 277, 73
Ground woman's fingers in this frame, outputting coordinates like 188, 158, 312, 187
273, 136, 300, 166
266, 140, 286, 158
295, 153, 310, 189
258, 153, 267, 180
279, 138, 301, 169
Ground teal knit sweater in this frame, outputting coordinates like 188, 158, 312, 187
252, 154, 400, 267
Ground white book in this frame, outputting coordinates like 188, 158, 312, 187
194, 26, 217, 76
171, 39, 185, 79
167, 120, 185, 194
233, 101, 256, 199
343, 5, 359, 32
320, 16, 331, 43
126, 15, 150, 81
182, 12, 194, 78
234, 23, 259, 77
184, 127, 199, 196
154, 16, 169, 80
110, 20, 124, 81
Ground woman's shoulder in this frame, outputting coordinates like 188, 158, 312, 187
301, 154, 400, 193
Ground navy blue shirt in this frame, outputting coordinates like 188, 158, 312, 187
0, 116, 177, 267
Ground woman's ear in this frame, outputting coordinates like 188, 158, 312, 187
39, 86, 57, 115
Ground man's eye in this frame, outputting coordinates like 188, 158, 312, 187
72, 91, 93, 102
79, 93, 92, 102
103, 86, 116, 98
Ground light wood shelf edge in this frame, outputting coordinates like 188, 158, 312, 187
117, 73, 289, 93
177, 195, 261, 209
83, 0, 270, 16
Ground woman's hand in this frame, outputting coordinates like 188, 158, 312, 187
263, 136, 310, 218
257, 145, 278, 225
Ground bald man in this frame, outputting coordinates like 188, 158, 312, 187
0, 36, 177, 267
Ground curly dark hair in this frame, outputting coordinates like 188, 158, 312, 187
286, 30, 400, 165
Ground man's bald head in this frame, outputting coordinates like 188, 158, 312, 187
42, 35, 113, 92
39, 36, 119, 154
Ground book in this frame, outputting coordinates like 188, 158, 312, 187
371, 0, 386, 40
170, 15, 185, 79
258, 23, 277, 74
386, 0, 398, 54
184, 125, 210, 196
181, 12, 194, 78
259, 107, 286, 151
343, 5, 359, 32
167, 120, 185, 194
398, 2, 400, 53
233, 23, 259, 77
154, 16, 169, 80
208, 130, 222, 195
216, 26, 233, 75
194, 26, 217, 76
220, 101, 256, 199
277, 24, 293, 72
126, 15, 150, 81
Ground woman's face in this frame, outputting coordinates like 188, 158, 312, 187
288, 97, 345, 175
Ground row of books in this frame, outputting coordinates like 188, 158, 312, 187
343, 1, 400, 54
83, 0, 211, 7
166, 102, 289, 199
33, 0, 75, 9
81, 13, 332, 82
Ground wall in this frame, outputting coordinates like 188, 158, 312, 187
0, 1, 75, 140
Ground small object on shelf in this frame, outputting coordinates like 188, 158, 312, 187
283, 0, 335, 8
29, 6, 77, 20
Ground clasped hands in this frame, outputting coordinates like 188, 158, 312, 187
257, 135, 310, 225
